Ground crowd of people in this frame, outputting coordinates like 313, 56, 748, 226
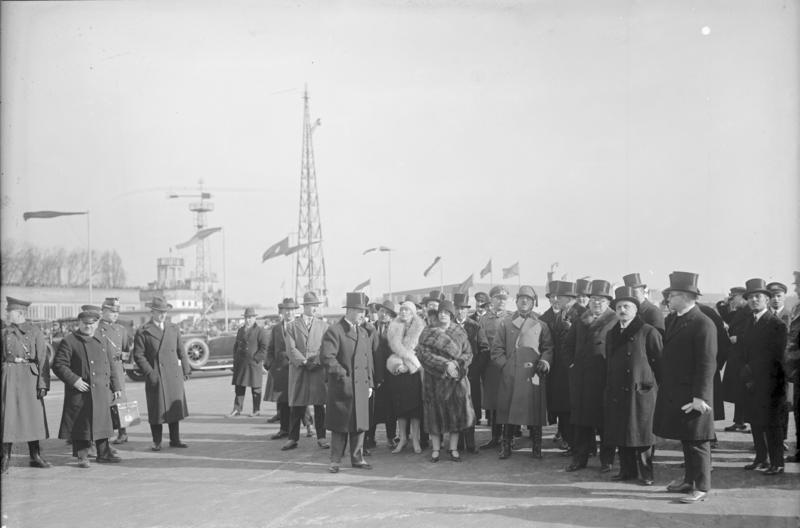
2, 269, 798, 505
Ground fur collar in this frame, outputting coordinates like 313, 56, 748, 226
610, 316, 644, 348
387, 315, 425, 359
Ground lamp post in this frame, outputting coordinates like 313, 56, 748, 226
362, 246, 393, 301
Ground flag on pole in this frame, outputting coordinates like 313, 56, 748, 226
362, 246, 391, 255
261, 236, 290, 262
423, 256, 441, 277
479, 259, 492, 279
175, 227, 222, 249
284, 239, 321, 256
456, 273, 474, 294
502, 262, 519, 279
23, 210, 87, 221
353, 278, 371, 291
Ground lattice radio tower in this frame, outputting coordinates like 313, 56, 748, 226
294, 86, 327, 303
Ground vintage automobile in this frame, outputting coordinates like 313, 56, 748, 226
123, 331, 237, 382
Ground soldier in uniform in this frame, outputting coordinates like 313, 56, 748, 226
97, 297, 133, 444
229, 307, 268, 417
264, 298, 297, 439
622, 273, 666, 335
1, 297, 51, 473
478, 285, 510, 450
470, 292, 490, 323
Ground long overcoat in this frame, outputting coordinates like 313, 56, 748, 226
1, 322, 50, 442
638, 299, 666, 335
698, 303, 729, 419
568, 308, 619, 427
133, 321, 191, 425
478, 309, 507, 410
722, 309, 750, 404
320, 318, 373, 433
264, 322, 290, 403
231, 323, 268, 388
370, 320, 394, 424
285, 317, 329, 407
603, 317, 662, 447
739, 310, 787, 427
492, 313, 554, 426
545, 303, 584, 417
653, 305, 717, 441
54, 331, 121, 441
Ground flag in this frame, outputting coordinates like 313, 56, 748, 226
175, 227, 222, 249
502, 262, 519, 279
456, 273, 474, 294
284, 240, 321, 256
479, 259, 492, 279
23, 210, 87, 221
362, 246, 391, 255
423, 256, 441, 277
353, 278, 371, 291
262, 236, 290, 262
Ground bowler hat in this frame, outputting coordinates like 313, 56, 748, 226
378, 300, 398, 317
438, 300, 456, 320
489, 286, 509, 299
612, 286, 640, 309
102, 297, 120, 312
242, 307, 257, 317
663, 271, 701, 296
622, 273, 646, 289
575, 278, 592, 296
588, 280, 613, 301
78, 304, 102, 322
147, 296, 173, 312
301, 292, 322, 305
343, 292, 369, 311
474, 291, 490, 306
743, 278, 772, 299
517, 285, 538, 301
5, 296, 31, 311
766, 282, 787, 294
453, 293, 471, 308
552, 280, 577, 298
278, 298, 299, 310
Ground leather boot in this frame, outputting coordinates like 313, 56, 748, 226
1, 443, 11, 473
28, 441, 51, 468
530, 426, 543, 459
499, 426, 513, 459
480, 423, 502, 449
464, 426, 478, 454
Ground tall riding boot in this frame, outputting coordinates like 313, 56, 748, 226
28, 440, 51, 468
531, 426, 543, 459
499, 425, 513, 459
1, 443, 11, 473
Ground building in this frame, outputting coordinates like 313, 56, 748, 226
0, 285, 141, 321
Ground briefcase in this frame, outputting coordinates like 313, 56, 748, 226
111, 400, 142, 429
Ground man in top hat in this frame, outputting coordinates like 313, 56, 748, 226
739, 278, 788, 475
2, 297, 51, 473
622, 273, 665, 335
575, 278, 592, 309
97, 297, 133, 444
229, 307, 268, 417
492, 286, 554, 459
653, 272, 717, 503
54, 305, 123, 468
133, 296, 191, 451
264, 298, 298, 439
565, 280, 619, 473
453, 293, 490, 453
785, 271, 800, 462
479, 285, 510, 449
721, 286, 751, 433
282, 292, 330, 451
320, 292, 375, 473
365, 299, 398, 451
470, 292, 490, 323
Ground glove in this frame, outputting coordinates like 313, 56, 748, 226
37, 388, 48, 399
534, 360, 550, 375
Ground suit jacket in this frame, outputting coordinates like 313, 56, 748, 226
653, 305, 716, 441
739, 310, 787, 426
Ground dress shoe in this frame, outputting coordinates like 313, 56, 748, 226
328, 465, 340, 473
565, 463, 586, 472
251, 410, 261, 417
639, 478, 654, 486
743, 461, 769, 471
391, 441, 407, 454
666, 480, 692, 493
281, 440, 298, 451
724, 423, 748, 433
449, 450, 462, 462
679, 490, 707, 503
151, 443, 162, 452
112, 434, 128, 445
76, 458, 91, 469
228, 410, 240, 417
29, 455, 51, 468
269, 430, 289, 440
96, 454, 122, 463
169, 441, 188, 448
610, 473, 634, 481
431, 450, 440, 463
317, 439, 330, 449
599, 464, 612, 473
763, 466, 785, 476
266, 414, 281, 423
480, 438, 500, 450
351, 461, 372, 470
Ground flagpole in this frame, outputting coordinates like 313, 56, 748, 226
387, 250, 392, 301
222, 228, 228, 332
439, 259, 444, 292
86, 210, 93, 303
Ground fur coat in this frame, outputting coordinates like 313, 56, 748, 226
386, 315, 424, 374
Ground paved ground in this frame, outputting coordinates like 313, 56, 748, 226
2, 372, 798, 528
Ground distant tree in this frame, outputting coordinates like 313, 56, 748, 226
1, 242, 128, 288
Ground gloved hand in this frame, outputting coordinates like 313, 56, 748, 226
534, 360, 550, 375
37, 388, 48, 399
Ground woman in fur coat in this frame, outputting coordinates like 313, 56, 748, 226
417, 301, 475, 462
386, 301, 424, 453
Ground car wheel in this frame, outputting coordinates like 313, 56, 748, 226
127, 368, 147, 382
184, 337, 210, 369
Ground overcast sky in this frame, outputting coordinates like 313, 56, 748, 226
1, 0, 798, 306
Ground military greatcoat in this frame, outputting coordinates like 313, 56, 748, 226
1, 322, 50, 442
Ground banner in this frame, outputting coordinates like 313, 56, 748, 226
362, 246, 391, 255
502, 262, 519, 279
479, 259, 492, 279
353, 278, 371, 291
456, 274, 474, 293
23, 210, 87, 221
423, 256, 441, 277
175, 227, 222, 249
262, 237, 290, 262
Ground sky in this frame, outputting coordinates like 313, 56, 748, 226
1, 0, 798, 307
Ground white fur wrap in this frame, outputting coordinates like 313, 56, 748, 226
386, 315, 425, 374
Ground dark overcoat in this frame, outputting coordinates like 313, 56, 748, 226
568, 308, 619, 427
698, 303, 729, 419
603, 317, 662, 447
478, 309, 507, 410
545, 303, 584, 417
231, 323, 268, 388
132, 321, 191, 425
492, 313, 554, 426
462, 318, 489, 382
264, 322, 290, 403
371, 321, 394, 424
722, 309, 750, 404
2, 322, 50, 442
320, 318, 373, 433
653, 305, 717, 441
739, 310, 787, 427
285, 317, 329, 407
638, 299, 666, 335
54, 331, 121, 441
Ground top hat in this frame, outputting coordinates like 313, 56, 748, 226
242, 307, 257, 317
278, 297, 299, 310
489, 285, 509, 299
301, 292, 322, 305
552, 280, 577, 298
78, 304, 102, 322
453, 293, 471, 308
5, 296, 31, 311
575, 278, 592, 296
622, 273, 646, 289
422, 290, 444, 305
588, 280, 613, 301
612, 286, 640, 309
147, 296, 173, 312
545, 281, 558, 299
663, 271, 701, 296
474, 291, 490, 306
377, 300, 398, 317
403, 294, 422, 308
517, 285, 538, 301
102, 297, 121, 312
438, 300, 456, 320
743, 278, 772, 299
766, 282, 787, 294
343, 292, 369, 311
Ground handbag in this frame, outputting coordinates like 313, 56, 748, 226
110, 398, 142, 429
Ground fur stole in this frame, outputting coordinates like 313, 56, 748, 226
386, 315, 424, 374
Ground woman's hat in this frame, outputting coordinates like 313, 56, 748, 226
146, 296, 173, 312
612, 286, 640, 309
403, 294, 422, 309
378, 299, 398, 317
438, 300, 456, 319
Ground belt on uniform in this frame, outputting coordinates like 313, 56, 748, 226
3, 357, 35, 364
